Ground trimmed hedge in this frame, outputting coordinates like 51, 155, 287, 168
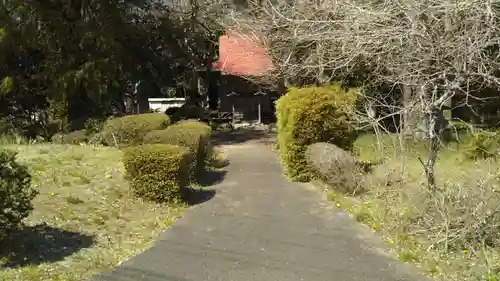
122, 144, 191, 203
276, 83, 358, 181
175, 120, 212, 164
0, 149, 38, 241
101, 113, 169, 146
143, 120, 211, 176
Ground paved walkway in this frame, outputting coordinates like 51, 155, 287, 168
92, 140, 426, 281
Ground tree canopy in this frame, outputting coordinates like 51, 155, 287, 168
0, 0, 222, 137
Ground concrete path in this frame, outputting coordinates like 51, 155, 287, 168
92, 140, 426, 281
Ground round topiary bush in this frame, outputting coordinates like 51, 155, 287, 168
174, 120, 212, 163
143, 120, 212, 178
306, 142, 364, 194
122, 144, 192, 203
0, 149, 38, 241
101, 113, 170, 147
276, 83, 359, 181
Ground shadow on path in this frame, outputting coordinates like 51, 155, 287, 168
0, 224, 94, 268
197, 169, 227, 187
183, 163, 228, 205
183, 188, 216, 206
211, 128, 276, 146
208, 157, 230, 170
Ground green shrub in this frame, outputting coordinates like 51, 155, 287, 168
122, 144, 191, 203
0, 118, 14, 135
0, 133, 28, 145
66, 130, 88, 144
50, 133, 64, 143
464, 130, 500, 159
449, 120, 473, 132
0, 149, 38, 241
143, 120, 211, 176
50, 130, 89, 144
87, 132, 104, 145
84, 118, 105, 135
168, 104, 206, 123
276, 83, 358, 181
165, 107, 181, 116
175, 120, 212, 163
101, 113, 169, 146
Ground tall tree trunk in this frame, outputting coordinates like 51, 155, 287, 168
402, 83, 413, 135
402, 83, 428, 138
197, 75, 208, 109
420, 87, 452, 188
124, 93, 135, 115
421, 107, 442, 188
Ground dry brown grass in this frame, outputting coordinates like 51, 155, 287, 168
325, 133, 500, 281
0, 143, 182, 281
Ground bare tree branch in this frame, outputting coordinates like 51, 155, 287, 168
221, 0, 500, 186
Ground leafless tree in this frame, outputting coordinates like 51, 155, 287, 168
222, 0, 500, 187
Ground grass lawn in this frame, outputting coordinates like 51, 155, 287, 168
323, 133, 500, 281
0, 143, 183, 281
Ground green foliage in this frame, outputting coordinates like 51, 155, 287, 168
0, 77, 13, 95
484, 273, 500, 281
165, 107, 181, 116
0, 118, 14, 135
122, 144, 191, 203
101, 113, 169, 147
51, 130, 89, 144
464, 130, 500, 159
0, 149, 38, 241
83, 118, 105, 136
276, 83, 359, 181
450, 120, 473, 132
0, 0, 221, 140
50, 133, 64, 144
64, 130, 88, 144
168, 104, 207, 123
143, 120, 212, 176
175, 120, 212, 162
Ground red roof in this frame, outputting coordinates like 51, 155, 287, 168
212, 31, 274, 77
